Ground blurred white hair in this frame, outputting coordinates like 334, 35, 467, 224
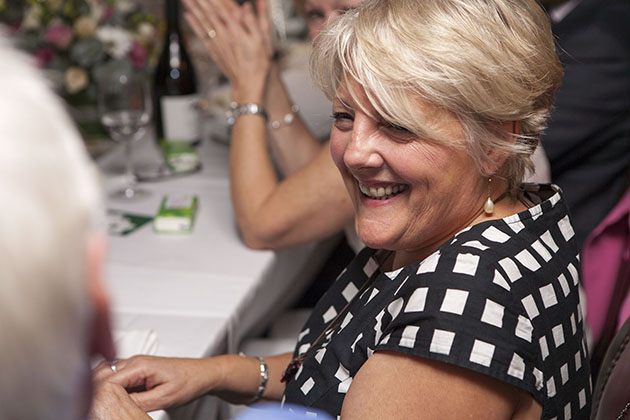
311, 0, 563, 194
0, 32, 104, 420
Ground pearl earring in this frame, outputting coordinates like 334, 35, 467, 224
484, 178, 494, 215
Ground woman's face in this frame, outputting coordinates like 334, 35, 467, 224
304, 0, 364, 40
330, 79, 488, 266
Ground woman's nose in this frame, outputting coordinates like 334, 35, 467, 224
343, 117, 384, 170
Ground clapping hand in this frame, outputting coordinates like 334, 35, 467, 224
183, 0, 273, 104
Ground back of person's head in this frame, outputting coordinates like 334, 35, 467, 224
0, 33, 107, 420
311, 0, 563, 194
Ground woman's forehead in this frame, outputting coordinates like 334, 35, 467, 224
335, 79, 367, 106
337, 0, 365, 8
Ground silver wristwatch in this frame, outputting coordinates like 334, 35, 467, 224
226, 102, 268, 127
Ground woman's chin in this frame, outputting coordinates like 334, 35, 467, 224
356, 229, 396, 251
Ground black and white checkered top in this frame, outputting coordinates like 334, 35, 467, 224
282, 184, 592, 419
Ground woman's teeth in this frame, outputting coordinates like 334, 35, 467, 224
359, 183, 407, 200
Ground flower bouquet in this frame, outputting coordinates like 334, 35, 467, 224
0, 0, 158, 140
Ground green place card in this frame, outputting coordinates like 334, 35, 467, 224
107, 209, 153, 236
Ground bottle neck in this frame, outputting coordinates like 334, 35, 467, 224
165, 0, 181, 33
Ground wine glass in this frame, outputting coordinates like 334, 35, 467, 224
97, 71, 152, 199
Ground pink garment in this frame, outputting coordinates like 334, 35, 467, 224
620, 286, 630, 331
582, 188, 630, 346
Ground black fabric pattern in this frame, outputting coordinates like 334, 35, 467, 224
282, 184, 591, 420
543, 0, 630, 249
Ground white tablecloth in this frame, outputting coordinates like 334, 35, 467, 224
98, 138, 338, 419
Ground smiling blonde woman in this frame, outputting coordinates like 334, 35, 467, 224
92, 1, 590, 419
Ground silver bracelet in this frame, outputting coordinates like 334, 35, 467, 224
226, 102, 268, 127
269, 104, 300, 130
249, 356, 269, 404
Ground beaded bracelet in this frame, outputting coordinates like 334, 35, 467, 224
269, 104, 300, 130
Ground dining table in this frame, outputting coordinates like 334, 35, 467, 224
96, 131, 339, 420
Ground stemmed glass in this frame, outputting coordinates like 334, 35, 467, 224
97, 71, 152, 199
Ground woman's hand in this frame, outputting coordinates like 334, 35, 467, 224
183, 0, 273, 103
93, 355, 219, 413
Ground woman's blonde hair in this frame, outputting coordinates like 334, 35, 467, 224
311, 0, 563, 194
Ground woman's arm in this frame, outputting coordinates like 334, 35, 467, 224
341, 351, 542, 419
230, 130, 354, 249
186, 0, 354, 249
263, 63, 324, 176
93, 353, 293, 414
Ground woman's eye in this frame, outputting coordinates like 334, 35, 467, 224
332, 112, 354, 131
381, 122, 415, 141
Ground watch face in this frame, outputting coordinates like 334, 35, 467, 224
240, 103, 267, 119
226, 103, 268, 126
244, 103, 262, 114
244, 104, 258, 113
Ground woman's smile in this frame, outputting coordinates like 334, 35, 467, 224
357, 181, 408, 201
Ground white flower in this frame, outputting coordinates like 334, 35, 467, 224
96, 26, 133, 59
22, 4, 43, 30
64, 67, 89, 94
135, 22, 156, 45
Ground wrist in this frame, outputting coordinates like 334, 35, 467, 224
232, 92, 264, 105
208, 354, 239, 395
226, 102, 268, 127
211, 354, 267, 403
232, 82, 265, 105
198, 356, 226, 395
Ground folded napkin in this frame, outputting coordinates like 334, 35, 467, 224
113, 328, 160, 359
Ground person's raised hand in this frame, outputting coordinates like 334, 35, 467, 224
184, 0, 273, 103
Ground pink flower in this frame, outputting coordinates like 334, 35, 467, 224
103, 7, 114, 21
128, 41, 147, 69
45, 24, 73, 50
33, 47, 55, 68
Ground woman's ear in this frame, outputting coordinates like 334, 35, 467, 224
511, 120, 522, 139
86, 234, 116, 362
483, 120, 521, 175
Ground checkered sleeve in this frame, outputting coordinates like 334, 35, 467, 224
373, 246, 544, 401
